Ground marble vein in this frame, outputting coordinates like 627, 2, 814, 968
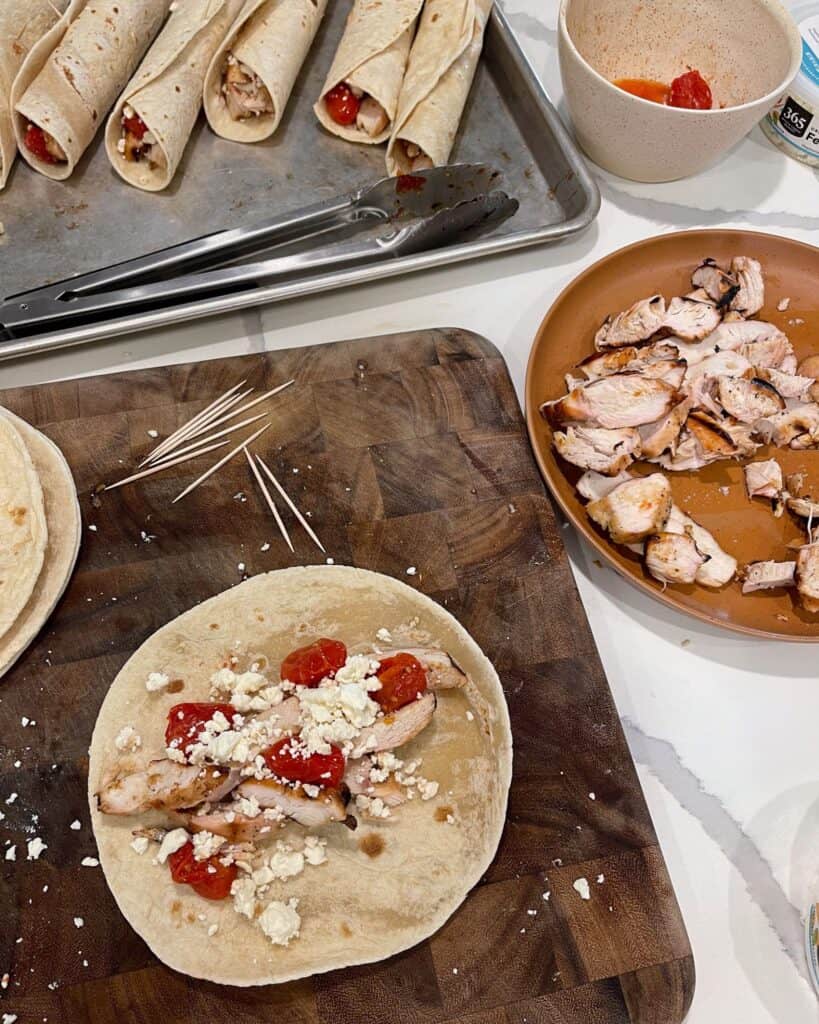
623, 717, 809, 985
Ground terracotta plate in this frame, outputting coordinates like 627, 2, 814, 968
525, 229, 819, 642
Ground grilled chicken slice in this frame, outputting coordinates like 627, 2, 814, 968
553, 425, 642, 475
691, 258, 740, 308
255, 696, 301, 732
786, 496, 819, 520
671, 320, 786, 366
576, 469, 632, 501
541, 375, 678, 430
356, 96, 389, 136
594, 296, 666, 350
753, 367, 815, 401
730, 257, 765, 316
663, 504, 737, 586
375, 649, 466, 690
755, 404, 819, 449
717, 376, 785, 423
97, 761, 242, 815
740, 335, 794, 371
576, 346, 641, 381
744, 460, 783, 500
186, 808, 279, 843
683, 351, 752, 407
223, 56, 274, 120
796, 546, 819, 613
586, 474, 672, 545
639, 399, 691, 460
657, 432, 713, 472
741, 560, 796, 594
352, 692, 436, 757
235, 779, 350, 827
639, 358, 687, 390
645, 532, 706, 584
662, 296, 722, 341
343, 757, 406, 807
686, 412, 747, 461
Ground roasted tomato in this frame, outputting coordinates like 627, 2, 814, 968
123, 113, 148, 139
324, 83, 360, 125
168, 841, 237, 900
280, 638, 347, 687
375, 653, 427, 713
668, 70, 712, 110
24, 123, 58, 165
165, 702, 236, 759
261, 737, 345, 788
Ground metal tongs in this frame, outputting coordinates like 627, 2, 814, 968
0, 164, 517, 339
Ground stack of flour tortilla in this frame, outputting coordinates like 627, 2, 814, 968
0, 408, 81, 680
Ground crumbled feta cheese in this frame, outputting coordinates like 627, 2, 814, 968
131, 836, 149, 855
302, 783, 320, 798
81, 857, 99, 867
147, 429, 159, 439
26, 837, 47, 860
235, 794, 261, 818
465, 710, 474, 722
573, 877, 591, 901
208, 923, 218, 936
114, 725, 141, 752
596, 873, 605, 884
405, 567, 417, 576
5, 793, 17, 805
3, 1013, 18, 1024
588, 792, 595, 801
192, 831, 226, 862
5, 846, 16, 861
303, 836, 327, 866
543, 891, 551, 901
74, 917, 84, 928
116, 137, 126, 154
258, 898, 300, 946
231, 876, 258, 919
445, 813, 455, 825
146, 672, 171, 692
417, 779, 439, 801
375, 627, 392, 643
356, 794, 390, 819
297, 659, 381, 755
778, 297, 791, 312
263, 843, 304, 881
70, 820, 81, 831
156, 828, 189, 864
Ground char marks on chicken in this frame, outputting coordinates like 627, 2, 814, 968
744, 460, 783, 501
691, 258, 740, 308
586, 474, 672, 545
594, 296, 667, 350
541, 374, 678, 430
553, 425, 642, 475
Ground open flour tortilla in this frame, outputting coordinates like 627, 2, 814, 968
12, 0, 169, 180
88, 565, 512, 986
0, 409, 81, 679
203, 0, 327, 143
105, 0, 244, 191
0, 0, 68, 189
0, 413, 48, 646
386, 0, 492, 175
314, 0, 423, 146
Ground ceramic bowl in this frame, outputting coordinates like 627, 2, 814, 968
558, 0, 802, 182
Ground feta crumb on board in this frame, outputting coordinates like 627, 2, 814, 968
26, 837, 47, 860
114, 725, 141, 752
573, 877, 591, 901
145, 672, 171, 692
81, 857, 99, 868
3, 1013, 19, 1024
70, 820, 81, 830
5, 846, 16, 861
74, 917, 84, 928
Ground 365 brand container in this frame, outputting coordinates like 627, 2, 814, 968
762, 1, 819, 166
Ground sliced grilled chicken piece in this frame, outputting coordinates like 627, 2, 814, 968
753, 367, 815, 401
356, 97, 389, 136
686, 287, 718, 306
553, 425, 642, 475
255, 696, 301, 732
670, 320, 782, 365
186, 808, 279, 843
683, 351, 752, 408
686, 412, 745, 461
586, 474, 672, 545
663, 505, 737, 587
740, 335, 794, 371
657, 432, 713, 472
662, 296, 722, 341
343, 757, 406, 807
691, 258, 740, 308
787, 496, 819, 519
645, 532, 706, 584
730, 257, 765, 316
744, 460, 783, 500
638, 399, 691, 460
639, 358, 687, 390
576, 469, 633, 502
796, 546, 819, 613
97, 761, 242, 815
576, 346, 641, 381
717, 376, 785, 423
741, 560, 796, 594
374, 648, 466, 690
754, 404, 819, 448
352, 692, 436, 757
234, 779, 350, 827
594, 296, 666, 350
541, 374, 678, 429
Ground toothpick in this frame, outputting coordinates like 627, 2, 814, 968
139, 380, 247, 467
160, 380, 294, 458
171, 422, 271, 504
104, 438, 230, 491
244, 447, 293, 552
151, 412, 267, 466
143, 387, 253, 467
255, 454, 326, 553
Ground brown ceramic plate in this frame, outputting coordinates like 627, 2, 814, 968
525, 228, 819, 642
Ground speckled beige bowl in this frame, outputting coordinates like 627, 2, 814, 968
558, 0, 802, 182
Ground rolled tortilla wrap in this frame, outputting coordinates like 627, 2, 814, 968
0, 0, 69, 189
204, 0, 327, 143
314, 0, 423, 146
105, 0, 244, 192
386, 0, 493, 176
12, 0, 170, 180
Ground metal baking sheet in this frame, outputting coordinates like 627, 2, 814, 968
0, 4, 599, 361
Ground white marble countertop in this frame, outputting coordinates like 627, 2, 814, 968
3, 2, 819, 1020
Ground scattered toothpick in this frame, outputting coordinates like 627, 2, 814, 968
171, 422, 272, 504
139, 380, 247, 467
150, 412, 267, 466
104, 438, 230, 491
244, 447, 293, 552
255, 454, 326, 553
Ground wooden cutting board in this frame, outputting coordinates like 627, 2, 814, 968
0, 329, 694, 1024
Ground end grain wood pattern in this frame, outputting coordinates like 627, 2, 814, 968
0, 329, 694, 1024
